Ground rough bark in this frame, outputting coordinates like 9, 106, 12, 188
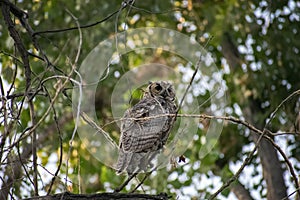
241, 96, 287, 200
246, 101, 287, 200
24, 192, 170, 200
252, 134, 287, 199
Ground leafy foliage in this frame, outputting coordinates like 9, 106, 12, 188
0, 0, 299, 199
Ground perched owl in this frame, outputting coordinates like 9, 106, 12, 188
116, 81, 177, 175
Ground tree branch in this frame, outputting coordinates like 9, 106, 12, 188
0, 0, 28, 18
24, 192, 170, 200
0, 113, 73, 200
1, 0, 31, 93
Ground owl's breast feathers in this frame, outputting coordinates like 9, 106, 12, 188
121, 97, 176, 152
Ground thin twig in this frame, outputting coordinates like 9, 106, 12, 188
114, 173, 138, 192
0, 76, 8, 161
3, 75, 81, 152
130, 171, 152, 193
45, 87, 64, 195
176, 36, 213, 115
282, 187, 300, 200
63, 8, 83, 188
37, 163, 75, 186
16, 141, 34, 188
29, 100, 38, 195
130, 5, 184, 14
265, 89, 300, 129
0, 50, 23, 64
33, 4, 128, 36
80, 112, 118, 147
1, 91, 47, 100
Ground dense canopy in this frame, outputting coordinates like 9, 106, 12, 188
0, 0, 299, 199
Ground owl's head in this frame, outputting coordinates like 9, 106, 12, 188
146, 81, 176, 101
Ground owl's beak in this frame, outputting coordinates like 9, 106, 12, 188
162, 89, 174, 101
161, 90, 168, 98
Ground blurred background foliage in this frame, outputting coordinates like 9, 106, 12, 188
0, 0, 300, 199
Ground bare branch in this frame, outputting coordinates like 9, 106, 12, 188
265, 89, 300, 129
130, 172, 152, 193
46, 93, 64, 195
63, 8, 83, 189
114, 173, 138, 193
176, 36, 213, 115
29, 96, 38, 195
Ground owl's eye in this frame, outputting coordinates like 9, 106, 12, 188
154, 84, 162, 91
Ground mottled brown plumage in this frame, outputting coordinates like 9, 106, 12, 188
116, 81, 177, 174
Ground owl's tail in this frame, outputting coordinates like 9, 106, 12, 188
116, 149, 133, 175
116, 150, 161, 175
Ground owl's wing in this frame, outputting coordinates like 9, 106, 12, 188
120, 98, 170, 153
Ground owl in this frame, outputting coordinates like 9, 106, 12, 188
116, 81, 177, 175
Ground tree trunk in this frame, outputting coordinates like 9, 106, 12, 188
252, 135, 287, 199
231, 181, 253, 200
245, 102, 287, 200
222, 33, 288, 200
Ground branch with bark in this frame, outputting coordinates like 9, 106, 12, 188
24, 192, 170, 200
